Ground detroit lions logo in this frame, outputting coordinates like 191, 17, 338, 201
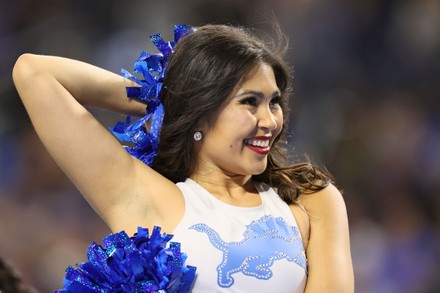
190, 215, 307, 288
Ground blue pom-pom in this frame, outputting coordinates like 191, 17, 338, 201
56, 227, 196, 293
109, 25, 195, 166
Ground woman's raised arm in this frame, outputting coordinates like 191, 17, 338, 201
12, 54, 181, 234
14, 54, 148, 114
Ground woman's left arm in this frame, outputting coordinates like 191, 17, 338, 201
301, 183, 354, 293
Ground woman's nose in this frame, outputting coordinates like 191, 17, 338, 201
258, 106, 278, 132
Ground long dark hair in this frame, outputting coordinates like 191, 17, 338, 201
152, 24, 332, 204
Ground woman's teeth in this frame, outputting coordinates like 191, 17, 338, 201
244, 139, 269, 148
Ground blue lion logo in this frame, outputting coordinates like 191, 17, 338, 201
189, 215, 306, 288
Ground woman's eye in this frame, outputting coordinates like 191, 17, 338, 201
241, 97, 257, 106
270, 96, 281, 108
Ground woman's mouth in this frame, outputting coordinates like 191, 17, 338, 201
244, 137, 271, 155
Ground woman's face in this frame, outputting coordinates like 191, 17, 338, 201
195, 63, 283, 177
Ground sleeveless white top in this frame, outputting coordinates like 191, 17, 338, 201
172, 178, 307, 292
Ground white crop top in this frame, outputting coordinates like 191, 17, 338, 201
172, 178, 307, 292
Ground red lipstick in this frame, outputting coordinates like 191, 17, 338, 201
244, 136, 271, 155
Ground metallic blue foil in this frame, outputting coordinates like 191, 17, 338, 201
110, 25, 195, 166
56, 227, 196, 292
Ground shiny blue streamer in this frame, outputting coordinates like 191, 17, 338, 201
110, 24, 195, 166
56, 227, 197, 293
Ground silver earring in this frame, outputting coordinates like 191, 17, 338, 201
193, 131, 203, 141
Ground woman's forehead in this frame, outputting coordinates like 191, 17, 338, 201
232, 64, 278, 96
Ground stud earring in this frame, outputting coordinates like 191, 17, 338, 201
193, 131, 203, 141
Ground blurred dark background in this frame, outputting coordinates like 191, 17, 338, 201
1, 0, 439, 292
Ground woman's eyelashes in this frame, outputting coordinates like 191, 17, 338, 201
269, 95, 281, 109
240, 95, 282, 110
240, 97, 258, 107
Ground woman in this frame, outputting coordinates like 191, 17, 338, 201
13, 24, 353, 292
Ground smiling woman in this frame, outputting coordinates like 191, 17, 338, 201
12, 23, 353, 292
194, 64, 283, 178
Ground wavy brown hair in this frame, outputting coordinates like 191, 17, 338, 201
152, 24, 332, 204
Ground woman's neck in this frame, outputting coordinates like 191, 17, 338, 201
190, 173, 261, 206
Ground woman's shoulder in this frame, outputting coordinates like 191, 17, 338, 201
288, 182, 350, 259
297, 183, 346, 220
296, 183, 354, 292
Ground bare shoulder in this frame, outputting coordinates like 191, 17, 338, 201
297, 183, 347, 221
298, 183, 354, 292
290, 183, 347, 248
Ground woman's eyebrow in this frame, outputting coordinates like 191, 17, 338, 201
235, 89, 281, 98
